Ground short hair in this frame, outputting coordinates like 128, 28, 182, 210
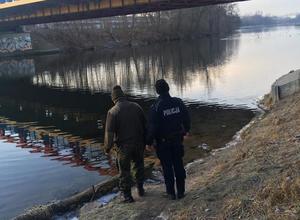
155, 79, 170, 95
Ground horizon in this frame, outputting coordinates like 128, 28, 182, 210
237, 0, 300, 17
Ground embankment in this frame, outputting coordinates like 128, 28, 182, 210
79, 88, 300, 219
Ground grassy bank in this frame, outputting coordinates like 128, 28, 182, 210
79, 91, 300, 219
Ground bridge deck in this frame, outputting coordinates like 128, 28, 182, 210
0, 0, 46, 9
0, 0, 247, 30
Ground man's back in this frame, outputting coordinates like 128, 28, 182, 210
147, 93, 190, 144
104, 85, 146, 203
146, 79, 190, 200
107, 99, 146, 146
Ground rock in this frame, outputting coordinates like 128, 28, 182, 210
198, 143, 211, 152
151, 170, 165, 183
112, 187, 119, 193
145, 178, 161, 184
205, 208, 211, 212
275, 207, 284, 214
155, 211, 169, 220
97, 192, 119, 206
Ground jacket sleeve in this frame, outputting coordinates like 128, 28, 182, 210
180, 100, 191, 133
137, 104, 147, 133
104, 111, 116, 152
146, 105, 158, 145
140, 106, 147, 143
136, 103, 147, 144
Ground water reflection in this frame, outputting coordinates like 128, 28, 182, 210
0, 59, 35, 77
0, 36, 254, 191
0, 36, 254, 220
0, 120, 117, 176
0, 37, 239, 98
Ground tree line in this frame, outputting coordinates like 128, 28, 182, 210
241, 12, 300, 26
29, 4, 240, 50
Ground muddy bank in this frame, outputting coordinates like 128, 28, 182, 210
13, 163, 154, 220
79, 90, 300, 219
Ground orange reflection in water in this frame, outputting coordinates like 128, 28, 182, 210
0, 124, 117, 177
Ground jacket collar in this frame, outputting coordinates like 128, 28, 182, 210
158, 93, 171, 100
114, 97, 127, 104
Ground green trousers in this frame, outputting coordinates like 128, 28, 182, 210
117, 144, 144, 194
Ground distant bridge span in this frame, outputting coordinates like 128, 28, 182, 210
0, 0, 247, 31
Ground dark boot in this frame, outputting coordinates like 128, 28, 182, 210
122, 191, 135, 203
177, 193, 185, 199
137, 183, 145, 197
168, 193, 176, 200
176, 179, 185, 200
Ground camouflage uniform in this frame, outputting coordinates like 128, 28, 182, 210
104, 86, 146, 200
116, 143, 144, 193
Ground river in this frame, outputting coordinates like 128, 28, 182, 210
0, 25, 299, 219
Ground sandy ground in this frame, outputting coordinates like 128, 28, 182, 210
79, 92, 300, 220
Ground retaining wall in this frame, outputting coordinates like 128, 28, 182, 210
272, 69, 300, 102
0, 33, 32, 54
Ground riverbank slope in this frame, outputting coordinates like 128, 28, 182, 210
80, 91, 300, 219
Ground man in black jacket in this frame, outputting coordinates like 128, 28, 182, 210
146, 79, 191, 200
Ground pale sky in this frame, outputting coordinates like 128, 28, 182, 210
237, 0, 300, 17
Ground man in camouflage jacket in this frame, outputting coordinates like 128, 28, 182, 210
104, 85, 146, 203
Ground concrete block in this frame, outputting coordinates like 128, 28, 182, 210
272, 69, 300, 102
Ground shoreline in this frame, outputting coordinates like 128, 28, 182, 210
0, 31, 232, 59
73, 71, 300, 219
0, 49, 62, 59
77, 71, 300, 219
12, 103, 260, 220
10, 68, 293, 220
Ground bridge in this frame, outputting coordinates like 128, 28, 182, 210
0, 0, 247, 31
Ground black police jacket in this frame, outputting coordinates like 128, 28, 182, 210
146, 93, 191, 145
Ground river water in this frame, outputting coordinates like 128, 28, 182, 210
0, 26, 299, 219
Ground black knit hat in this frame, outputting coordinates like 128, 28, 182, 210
111, 85, 125, 102
155, 79, 170, 95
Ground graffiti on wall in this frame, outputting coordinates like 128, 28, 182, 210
0, 33, 32, 53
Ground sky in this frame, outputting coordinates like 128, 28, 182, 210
237, 0, 300, 17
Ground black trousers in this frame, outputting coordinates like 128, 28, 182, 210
156, 142, 186, 195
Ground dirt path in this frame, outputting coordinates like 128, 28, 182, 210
80, 92, 300, 220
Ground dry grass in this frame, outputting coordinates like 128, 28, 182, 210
79, 92, 300, 220
260, 93, 274, 110
221, 197, 266, 219
221, 174, 300, 219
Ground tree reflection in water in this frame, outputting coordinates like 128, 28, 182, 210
31, 37, 239, 96
0, 36, 249, 169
